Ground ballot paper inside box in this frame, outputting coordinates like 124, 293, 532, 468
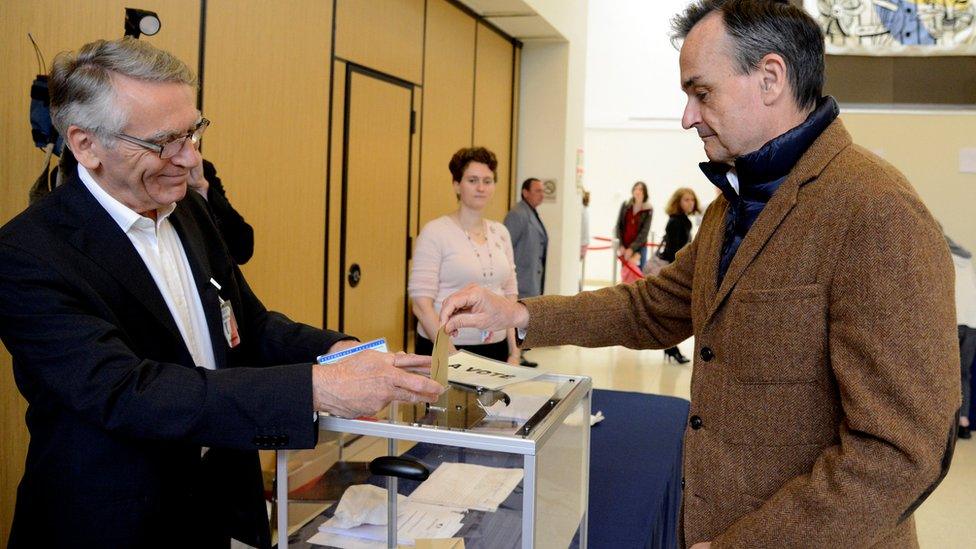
422, 345, 546, 430
279, 373, 593, 549
445, 350, 543, 390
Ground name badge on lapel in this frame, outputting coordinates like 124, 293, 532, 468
211, 278, 240, 348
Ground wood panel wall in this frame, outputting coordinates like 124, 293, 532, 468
0, 2, 200, 543
473, 22, 515, 224
417, 2, 516, 228
825, 56, 976, 105
334, 0, 426, 85
201, 0, 333, 327
418, 0, 477, 227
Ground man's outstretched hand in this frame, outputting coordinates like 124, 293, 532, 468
439, 283, 529, 336
312, 350, 442, 418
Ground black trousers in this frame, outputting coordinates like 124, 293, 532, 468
960, 325, 975, 421
415, 334, 509, 362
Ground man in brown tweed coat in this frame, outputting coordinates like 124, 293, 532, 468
440, 1, 960, 547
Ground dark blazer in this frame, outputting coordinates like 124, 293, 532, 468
614, 201, 653, 254
522, 120, 959, 547
202, 159, 255, 265
504, 200, 548, 298
0, 172, 350, 548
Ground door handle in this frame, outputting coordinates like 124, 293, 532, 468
347, 263, 362, 288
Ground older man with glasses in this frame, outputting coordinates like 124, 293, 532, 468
0, 37, 442, 548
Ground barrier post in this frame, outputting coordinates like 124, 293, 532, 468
580, 251, 586, 292
611, 238, 618, 285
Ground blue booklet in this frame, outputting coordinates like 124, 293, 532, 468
316, 338, 388, 364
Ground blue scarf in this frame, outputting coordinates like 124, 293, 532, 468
700, 96, 839, 284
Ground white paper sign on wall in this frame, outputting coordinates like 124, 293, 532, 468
960, 148, 976, 174
543, 179, 557, 203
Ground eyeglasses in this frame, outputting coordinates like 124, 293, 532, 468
114, 118, 210, 159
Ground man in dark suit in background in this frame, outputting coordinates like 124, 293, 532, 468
504, 177, 548, 367
189, 159, 255, 265
0, 37, 442, 548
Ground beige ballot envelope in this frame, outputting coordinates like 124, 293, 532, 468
413, 539, 465, 549
431, 326, 451, 387
427, 327, 491, 428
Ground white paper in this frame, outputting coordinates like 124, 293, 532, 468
308, 531, 384, 548
316, 501, 464, 546
331, 484, 405, 529
484, 394, 550, 421
407, 463, 523, 512
447, 350, 542, 390
960, 147, 976, 174
591, 410, 605, 426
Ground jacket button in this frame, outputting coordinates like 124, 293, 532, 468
690, 415, 703, 430
699, 347, 714, 362
681, 477, 686, 489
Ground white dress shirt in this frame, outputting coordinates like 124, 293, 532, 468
726, 169, 740, 194
78, 165, 217, 370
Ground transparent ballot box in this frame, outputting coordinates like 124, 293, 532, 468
276, 373, 592, 549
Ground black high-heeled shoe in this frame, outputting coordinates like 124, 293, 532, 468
664, 347, 690, 364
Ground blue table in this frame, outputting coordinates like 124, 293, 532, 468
292, 389, 689, 548
584, 390, 689, 549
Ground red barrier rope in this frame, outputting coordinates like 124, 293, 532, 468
584, 235, 649, 281
618, 255, 643, 277
587, 236, 658, 251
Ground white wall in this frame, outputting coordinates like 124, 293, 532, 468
517, 0, 588, 296
582, 0, 712, 284
585, 0, 687, 126
583, 128, 718, 283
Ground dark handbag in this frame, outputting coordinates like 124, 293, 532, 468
644, 237, 669, 276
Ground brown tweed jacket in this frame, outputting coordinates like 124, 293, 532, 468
523, 119, 959, 548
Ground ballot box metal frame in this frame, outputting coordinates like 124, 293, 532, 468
275, 373, 592, 549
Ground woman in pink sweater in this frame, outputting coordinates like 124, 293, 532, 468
408, 147, 520, 363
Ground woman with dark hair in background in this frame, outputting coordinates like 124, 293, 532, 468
409, 147, 521, 363
614, 181, 652, 272
660, 187, 700, 364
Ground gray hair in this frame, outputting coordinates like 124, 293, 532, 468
49, 38, 197, 143
671, 0, 824, 111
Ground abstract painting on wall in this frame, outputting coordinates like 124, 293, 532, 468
806, 1, 976, 55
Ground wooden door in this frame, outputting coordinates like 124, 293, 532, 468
340, 68, 414, 350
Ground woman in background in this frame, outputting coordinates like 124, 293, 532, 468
614, 181, 653, 272
660, 187, 701, 364
408, 147, 520, 363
